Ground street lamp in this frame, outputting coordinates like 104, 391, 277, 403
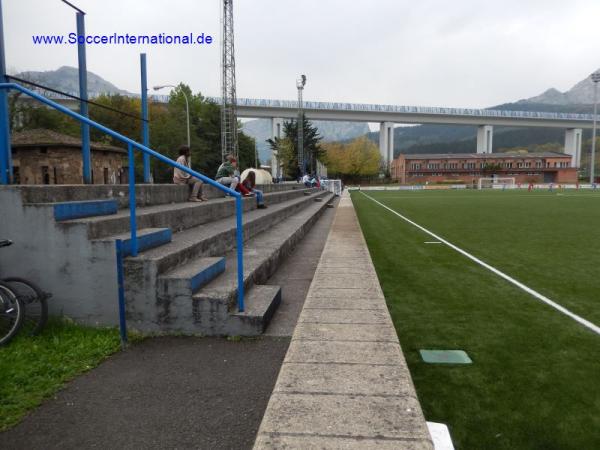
153, 84, 190, 147
296, 75, 306, 175
590, 71, 600, 184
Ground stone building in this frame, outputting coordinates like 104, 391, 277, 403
11, 129, 127, 185
390, 152, 578, 185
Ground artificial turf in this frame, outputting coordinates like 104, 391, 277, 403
351, 189, 600, 450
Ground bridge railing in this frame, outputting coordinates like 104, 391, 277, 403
14, 86, 597, 122
0, 82, 247, 335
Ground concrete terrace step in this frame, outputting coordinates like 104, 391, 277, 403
53, 199, 118, 221
94, 227, 172, 256
15, 183, 308, 208
188, 193, 334, 335
229, 285, 282, 335
126, 190, 328, 277
157, 256, 226, 299
58, 188, 318, 239
18, 184, 190, 208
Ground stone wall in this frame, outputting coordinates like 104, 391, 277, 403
13, 145, 126, 185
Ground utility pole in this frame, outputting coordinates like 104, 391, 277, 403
590, 71, 600, 184
221, 0, 238, 161
140, 53, 151, 182
297, 74, 306, 175
0, 0, 12, 184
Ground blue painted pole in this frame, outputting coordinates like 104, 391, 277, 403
76, 12, 91, 184
0, 0, 12, 184
115, 239, 128, 346
140, 53, 150, 183
235, 196, 245, 312
127, 143, 138, 256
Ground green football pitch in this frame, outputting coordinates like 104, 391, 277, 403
351, 189, 600, 450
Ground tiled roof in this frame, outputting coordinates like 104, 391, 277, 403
401, 152, 570, 160
11, 129, 126, 153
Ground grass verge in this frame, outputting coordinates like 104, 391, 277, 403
0, 318, 133, 431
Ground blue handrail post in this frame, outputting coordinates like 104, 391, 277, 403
140, 53, 151, 183
0, 0, 12, 185
235, 196, 245, 312
76, 11, 91, 184
115, 239, 128, 347
127, 143, 138, 256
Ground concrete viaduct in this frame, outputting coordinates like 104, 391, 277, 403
36, 93, 595, 172
219, 97, 593, 173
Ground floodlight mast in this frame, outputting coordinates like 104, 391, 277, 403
297, 75, 306, 174
590, 71, 600, 184
221, 0, 238, 161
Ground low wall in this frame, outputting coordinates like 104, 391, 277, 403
254, 192, 433, 449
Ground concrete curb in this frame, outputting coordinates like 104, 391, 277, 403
254, 192, 433, 449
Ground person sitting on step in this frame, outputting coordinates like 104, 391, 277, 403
216, 154, 252, 197
173, 145, 207, 202
242, 170, 267, 209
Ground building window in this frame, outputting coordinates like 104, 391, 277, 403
41, 166, 50, 184
53, 167, 58, 184
39, 146, 48, 154
103, 168, 109, 184
13, 166, 20, 184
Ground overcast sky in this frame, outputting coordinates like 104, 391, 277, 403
4, 0, 600, 109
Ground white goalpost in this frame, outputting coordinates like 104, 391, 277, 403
323, 179, 342, 196
477, 177, 516, 190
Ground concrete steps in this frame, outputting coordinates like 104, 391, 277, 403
149, 192, 334, 335
15, 183, 307, 207
0, 182, 336, 335
126, 190, 327, 277
125, 190, 331, 334
57, 187, 317, 239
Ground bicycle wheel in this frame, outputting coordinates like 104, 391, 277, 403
3, 277, 49, 336
0, 282, 25, 346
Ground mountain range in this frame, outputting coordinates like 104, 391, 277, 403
517, 71, 599, 105
14, 66, 129, 97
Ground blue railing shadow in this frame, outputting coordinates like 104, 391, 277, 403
0, 82, 246, 317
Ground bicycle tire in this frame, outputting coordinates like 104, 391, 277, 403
0, 282, 25, 346
3, 277, 49, 336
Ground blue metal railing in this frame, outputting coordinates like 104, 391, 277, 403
0, 82, 246, 315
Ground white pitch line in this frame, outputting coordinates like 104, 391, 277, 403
361, 191, 600, 336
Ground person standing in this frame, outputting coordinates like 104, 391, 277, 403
173, 145, 206, 202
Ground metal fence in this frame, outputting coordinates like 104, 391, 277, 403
20, 89, 596, 123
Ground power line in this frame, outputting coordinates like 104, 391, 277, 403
6, 75, 148, 122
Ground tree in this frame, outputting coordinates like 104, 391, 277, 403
267, 115, 323, 177
324, 136, 381, 181
268, 136, 297, 178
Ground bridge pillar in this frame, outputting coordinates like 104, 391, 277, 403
379, 122, 394, 169
476, 125, 493, 154
564, 128, 582, 168
271, 118, 284, 178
